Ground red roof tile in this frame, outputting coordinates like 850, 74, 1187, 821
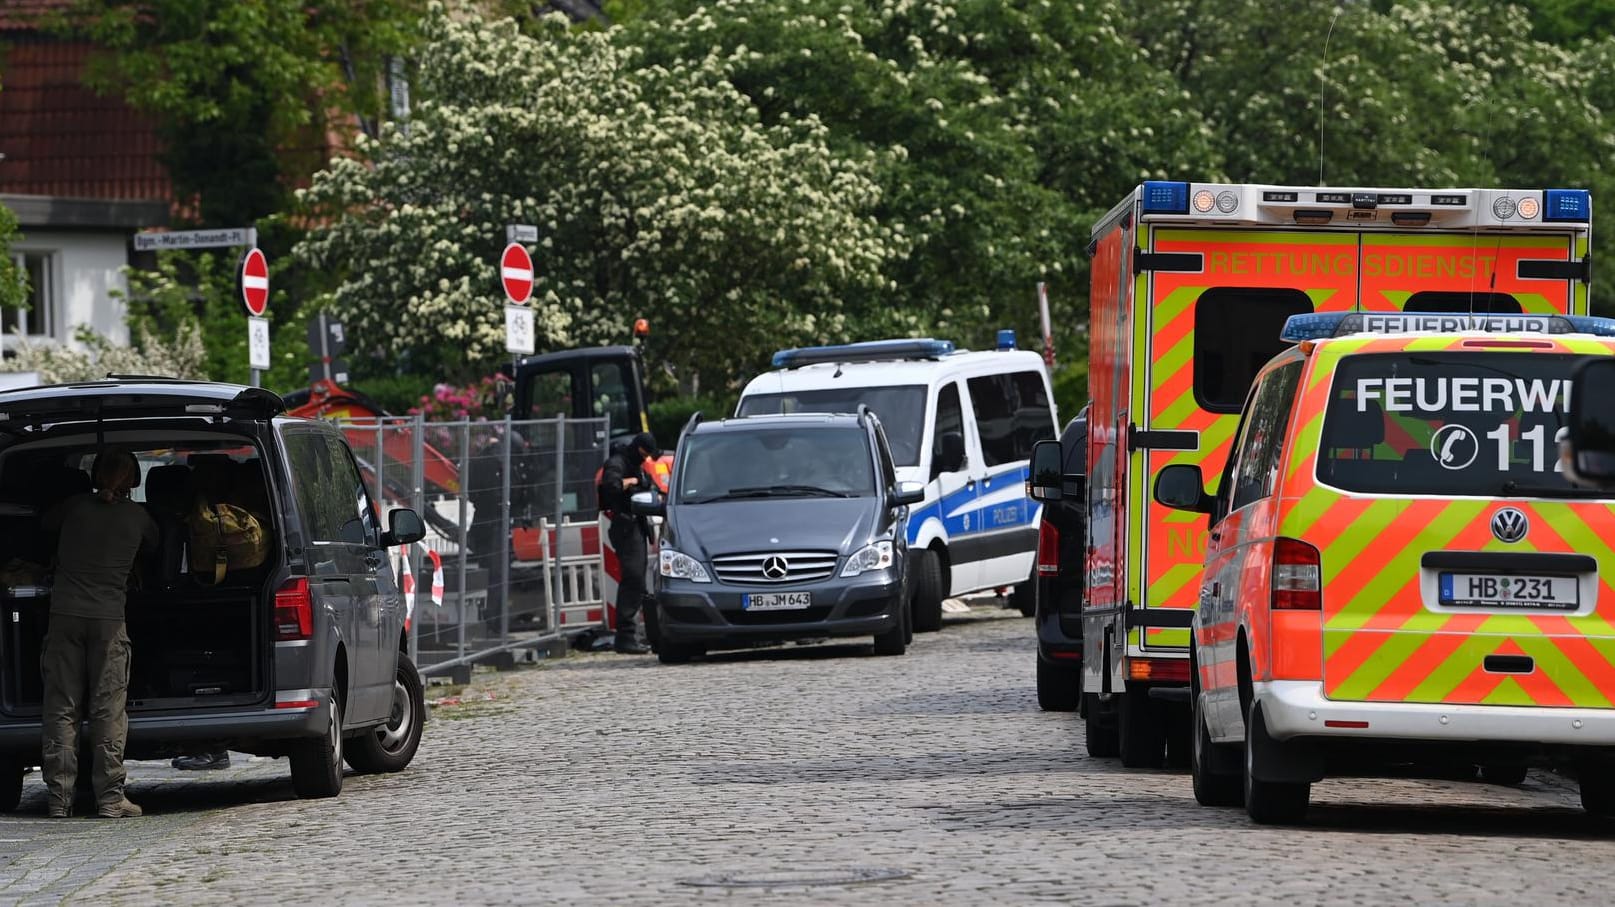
0, 0, 73, 32
0, 38, 170, 201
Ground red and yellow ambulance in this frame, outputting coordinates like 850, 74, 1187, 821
1155, 310, 1615, 824
1080, 183, 1592, 768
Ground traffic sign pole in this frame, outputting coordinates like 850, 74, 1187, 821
239, 247, 271, 387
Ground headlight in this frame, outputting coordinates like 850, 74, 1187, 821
841, 540, 895, 577
659, 548, 711, 583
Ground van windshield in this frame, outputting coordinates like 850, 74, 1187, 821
1318, 352, 1600, 497
676, 427, 875, 504
737, 386, 926, 466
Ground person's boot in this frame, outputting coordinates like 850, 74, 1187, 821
45, 797, 71, 819
97, 797, 142, 818
613, 631, 650, 655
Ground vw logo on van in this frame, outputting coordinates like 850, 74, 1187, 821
762, 556, 790, 580
1491, 507, 1529, 544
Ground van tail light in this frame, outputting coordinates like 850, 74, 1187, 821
275, 578, 314, 642
1037, 520, 1060, 575
1272, 537, 1322, 611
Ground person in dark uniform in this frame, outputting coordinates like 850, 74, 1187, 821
40, 450, 157, 818
598, 432, 659, 655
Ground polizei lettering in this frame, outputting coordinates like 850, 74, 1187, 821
1356, 377, 1570, 413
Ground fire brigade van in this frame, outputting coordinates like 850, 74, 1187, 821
1040, 182, 1593, 770
1154, 310, 1615, 824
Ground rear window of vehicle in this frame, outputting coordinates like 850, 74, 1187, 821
968, 371, 1056, 467
1195, 288, 1314, 413
676, 427, 875, 503
1318, 352, 1581, 496
737, 386, 925, 467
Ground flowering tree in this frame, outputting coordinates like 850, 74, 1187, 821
296, 8, 900, 390
0, 324, 208, 384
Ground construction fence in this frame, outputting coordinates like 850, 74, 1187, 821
334, 415, 627, 675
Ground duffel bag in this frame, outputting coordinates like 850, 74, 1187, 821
188, 501, 269, 584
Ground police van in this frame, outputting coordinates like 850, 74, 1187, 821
1154, 311, 1615, 824
737, 334, 1058, 632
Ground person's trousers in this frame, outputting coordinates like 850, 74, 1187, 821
609, 517, 649, 642
40, 615, 131, 812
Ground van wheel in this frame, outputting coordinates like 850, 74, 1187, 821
873, 595, 907, 656
345, 654, 425, 774
1480, 763, 1528, 786
657, 642, 704, 665
1243, 704, 1309, 825
1011, 582, 1035, 617
1118, 689, 1165, 769
1192, 697, 1242, 807
910, 550, 944, 633
0, 756, 22, 812
290, 692, 344, 799
1083, 693, 1119, 758
1036, 658, 1079, 712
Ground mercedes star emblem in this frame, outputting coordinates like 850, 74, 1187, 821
762, 555, 790, 580
1490, 507, 1529, 544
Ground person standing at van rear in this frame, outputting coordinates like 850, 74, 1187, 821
39, 450, 157, 818
599, 432, 660, 655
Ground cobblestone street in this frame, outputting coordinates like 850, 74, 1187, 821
3, 605, 1613, 905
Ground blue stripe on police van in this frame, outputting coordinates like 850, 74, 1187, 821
904, 465, 1034, 545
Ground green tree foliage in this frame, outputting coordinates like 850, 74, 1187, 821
0, 204, 23, 314
68, 0, 424, 227
295, 8, 900, 390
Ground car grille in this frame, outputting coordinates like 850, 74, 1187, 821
710, 551, 839, 585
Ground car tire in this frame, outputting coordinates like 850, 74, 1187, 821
1011, 582, 1035, 617
1243, 704, 1309, 825
657, 642, 704, 665
910, 550, 944, 633
1479, 763, 1528, 786
290, 691, 345, 799
345, 654, 426, 774
1083, 692, 1120, 758
1036, 658, 1079, 712
1580, 768, 1615, 816
873, 597, 907, 656
1118, 689, 1165, 769
1192, 697, 1242, 807
0, 756, 21, 813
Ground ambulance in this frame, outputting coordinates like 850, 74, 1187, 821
1154, 310, 1615, 824
1049, 182, 1593, 769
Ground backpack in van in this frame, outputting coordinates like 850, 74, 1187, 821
188, 500, 269, 584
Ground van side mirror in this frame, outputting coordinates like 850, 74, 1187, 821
1153, 464, 1213, 514
1027, 439, 1065, 502
1567, 358, 1615, 487
892, 480, 925, 507
629, 490, 665, 517
933, 431, 965, 477
382, 508, 427, 547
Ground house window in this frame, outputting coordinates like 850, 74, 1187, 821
6, 252, 55, 339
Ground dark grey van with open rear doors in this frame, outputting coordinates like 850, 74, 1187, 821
0, 380, 428, 810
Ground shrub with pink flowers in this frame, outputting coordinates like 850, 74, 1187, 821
408, 375, 512, 423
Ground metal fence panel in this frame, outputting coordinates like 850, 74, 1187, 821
331, 415, 611, 673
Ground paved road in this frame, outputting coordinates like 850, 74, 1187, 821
2, 604, 1612, 905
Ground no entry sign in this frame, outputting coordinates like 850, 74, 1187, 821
239, 248, 269, 317
500, 242, 534, 305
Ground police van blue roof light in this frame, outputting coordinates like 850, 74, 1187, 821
997, 329, 1017, 350
1279, 313, 1349, 342
1141, 181, 1189, 215
1544, 189, 1591, 223
771, 338, 957, 369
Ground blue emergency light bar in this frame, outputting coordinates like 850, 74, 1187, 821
1141, 181, 1189, 215
997, 329, 1017, 350
1544, 189, 1592, 223
1281, 311, 1615, 342
771, 338, 957, 369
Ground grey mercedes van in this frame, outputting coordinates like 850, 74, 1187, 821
635, 409, 924, 664
0, 380, 427, 808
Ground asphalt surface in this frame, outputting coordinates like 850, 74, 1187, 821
1, 603, 1610, 905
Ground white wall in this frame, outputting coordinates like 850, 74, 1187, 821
8, 230, 131, 349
